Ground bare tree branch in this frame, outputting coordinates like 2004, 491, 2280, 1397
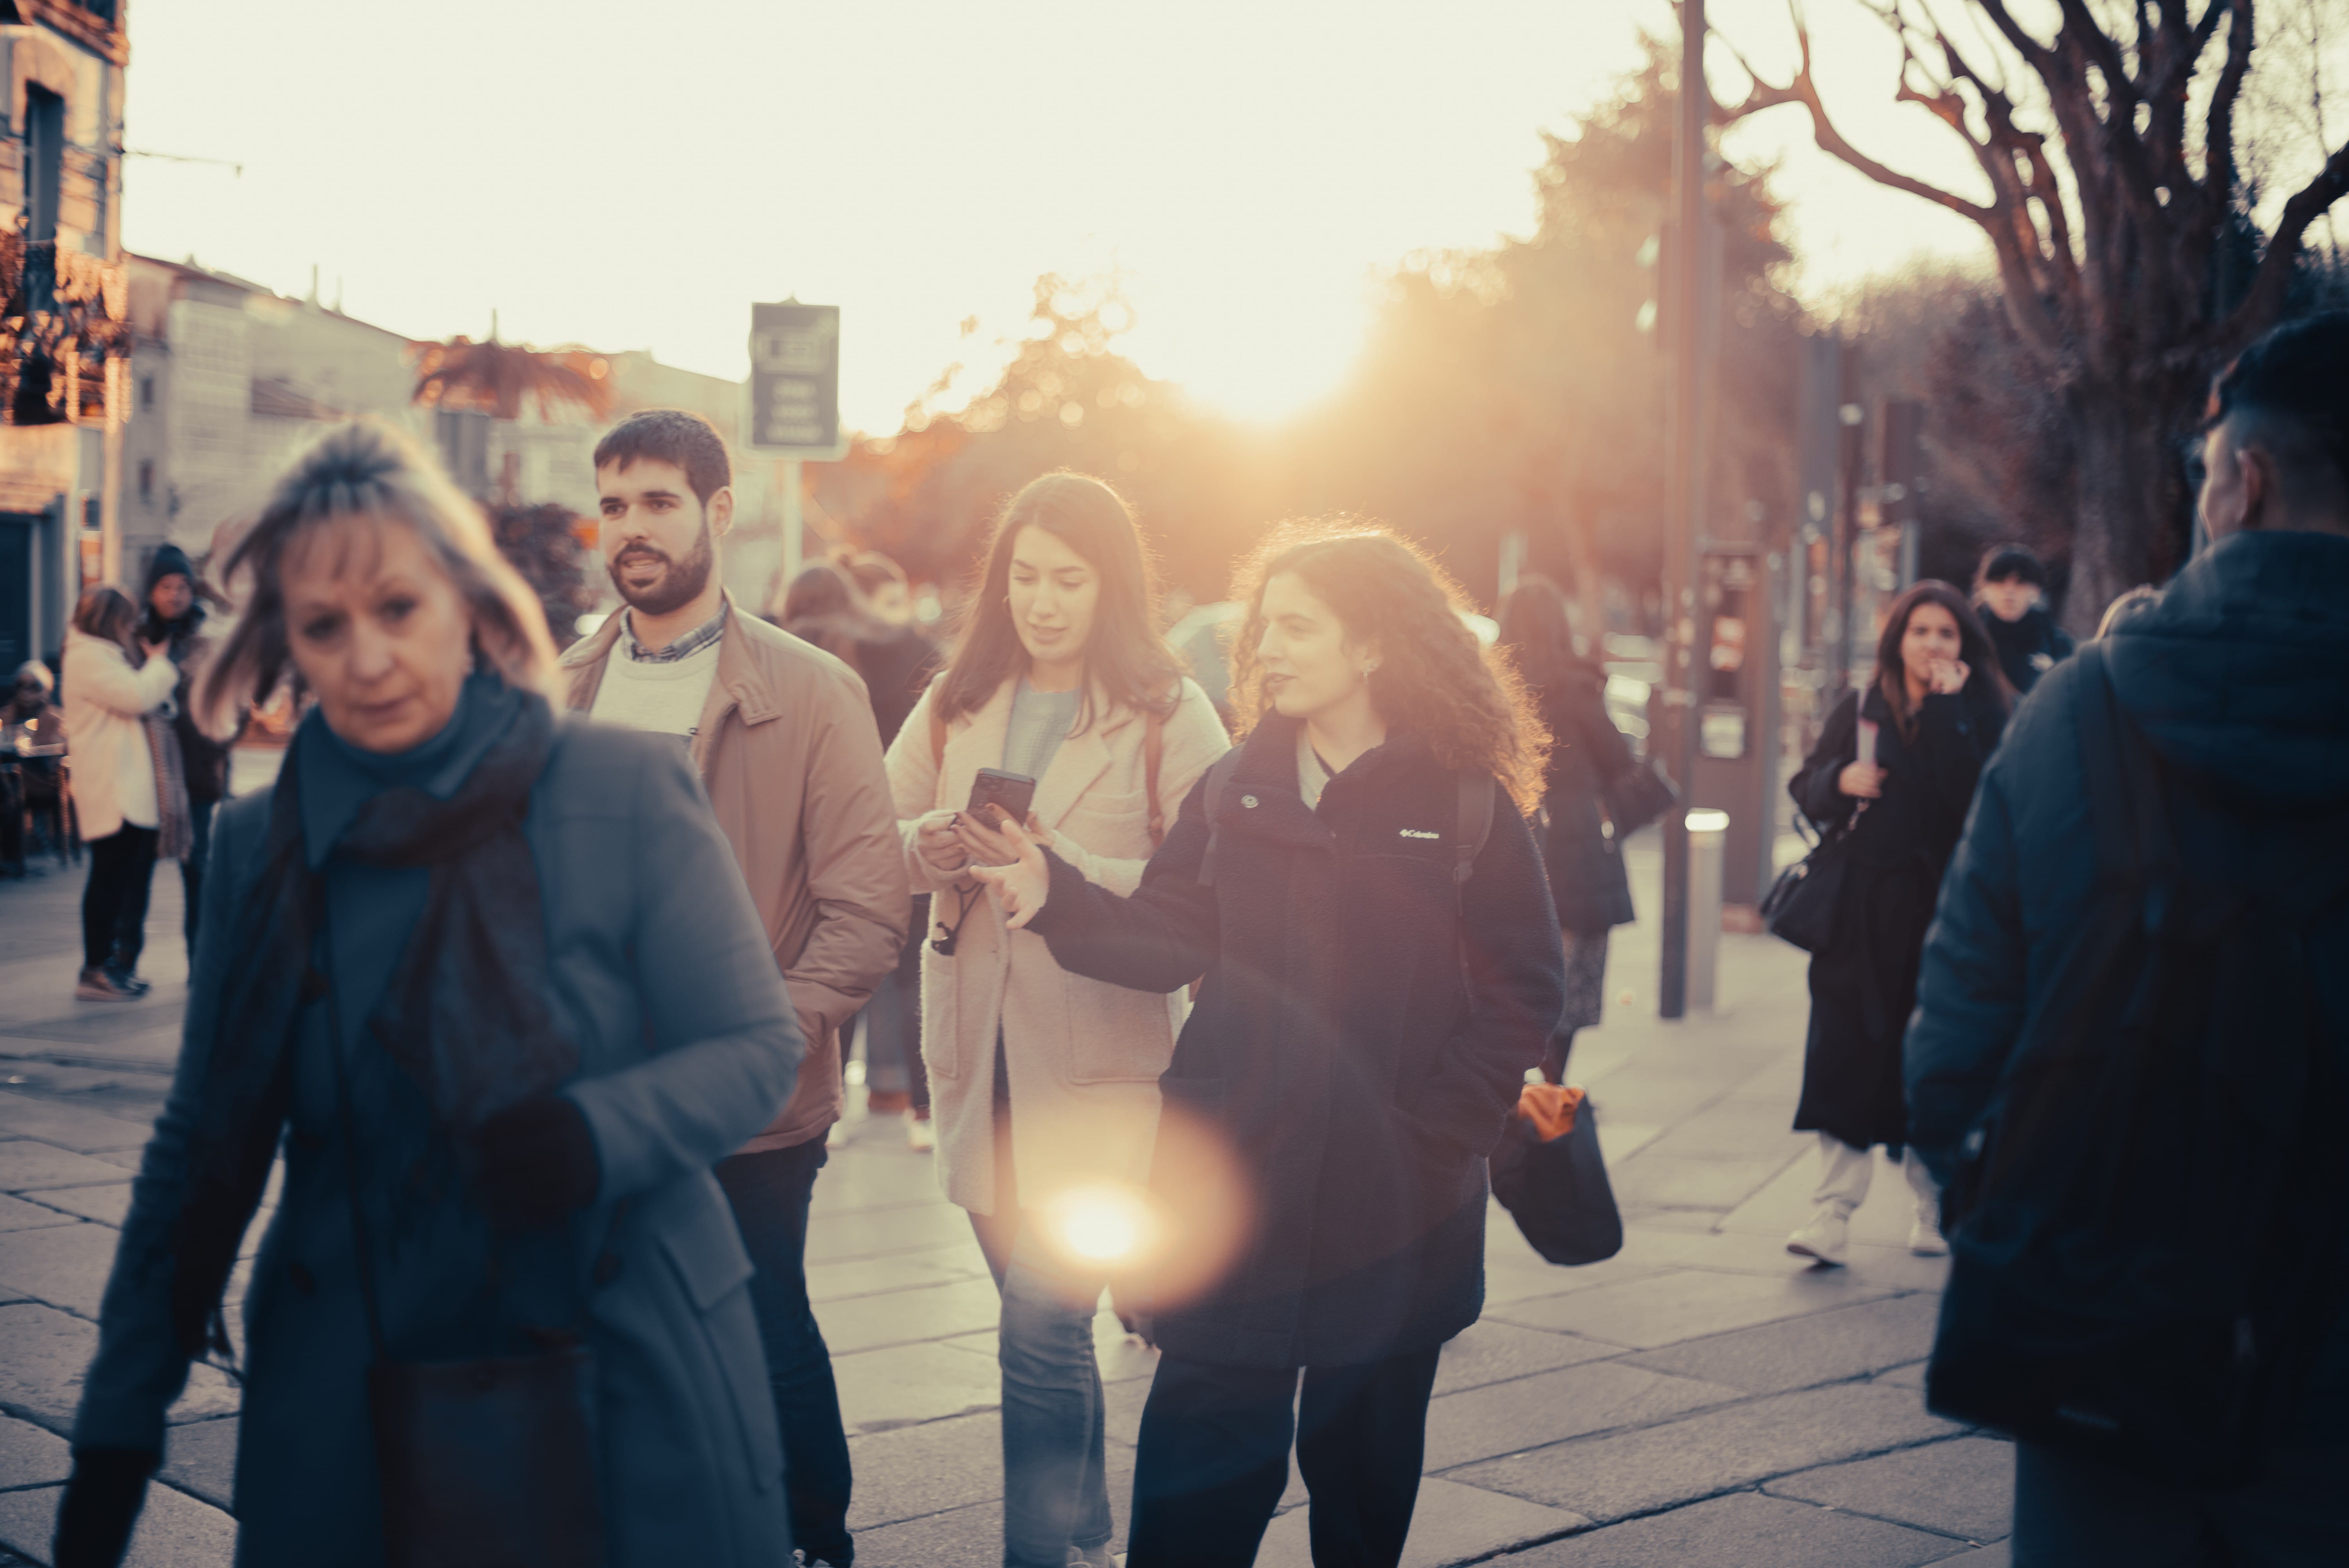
2210, 132, 2349, 356
2204, 0, 2256, 215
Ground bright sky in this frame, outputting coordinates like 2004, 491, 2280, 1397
125, 1, 2016, 434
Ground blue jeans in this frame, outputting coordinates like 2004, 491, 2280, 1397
996, 1232, 1114, 1568
715, 1140, 854, 1564
971, 1102, 1113, 1568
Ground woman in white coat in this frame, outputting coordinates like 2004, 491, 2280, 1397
62, 586, 182, 1001
888, 471, 1226, 1568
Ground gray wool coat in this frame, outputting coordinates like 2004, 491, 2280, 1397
74, 717, 804, 1567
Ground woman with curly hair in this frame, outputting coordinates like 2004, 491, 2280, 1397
970, 520, 1567, 1566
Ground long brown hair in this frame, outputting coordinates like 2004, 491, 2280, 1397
71, 585, 143, 660
200, 421, 559, 731
1873, 579, 2014, 738
933, 471, 1181, 731
1228, 520, 1549, 813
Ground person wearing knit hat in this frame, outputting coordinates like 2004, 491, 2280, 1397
140, 543, 233, 954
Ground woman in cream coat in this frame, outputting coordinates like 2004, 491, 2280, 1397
886, 472, 1225, 1568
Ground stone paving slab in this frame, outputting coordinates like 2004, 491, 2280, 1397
1256, 1477, 1588, 1568
1445, 1381, 1966, 1525
21, 1184, 130, 1228
0, 1476, 234, 1568
1607, 1152, 1797, 1211
1489, 1265, 1898, 1350
1429, 1320, 1621, 1396
1764, 1435, 2015, 1545
844, 1409, 1000, 1532
805, 1240, 991, 1305
0, 1303, 239, 1431
0, 1142, 137, 1194
813, 1275, 1004, 1355
159, 1417, 240, 1512
0, 1224, 124, 1319
831, 1339, 1003, 1433
1499, 1491, 1971, 1567
0, 1096, 155, 1156
1636, 1098, 1817, 1162
0, 1415, 70, 1491
802, 1199, 978, 1265
0, 1197, 75, 1237
1620, 1292, 1946, 1396
1421, 1360, 1745, 1470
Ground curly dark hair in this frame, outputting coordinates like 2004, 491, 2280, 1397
1227, 520, 1548, 813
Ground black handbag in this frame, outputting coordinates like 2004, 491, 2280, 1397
1760, 814, 1850, 953
326, 955, 607, 1568
1489, 1085, 1624, 1266
1602, 758, 1679, 839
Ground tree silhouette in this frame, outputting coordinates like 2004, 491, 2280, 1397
413, 336, 613, 422
1718, 0, 2349, 629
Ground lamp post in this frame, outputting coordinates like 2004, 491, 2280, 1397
1659, 0, 1711, 1020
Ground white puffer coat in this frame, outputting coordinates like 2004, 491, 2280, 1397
61, 628, 176, 841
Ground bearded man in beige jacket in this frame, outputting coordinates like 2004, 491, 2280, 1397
563, 409, 906, 1568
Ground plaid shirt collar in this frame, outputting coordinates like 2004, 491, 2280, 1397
619, 603, 728, 665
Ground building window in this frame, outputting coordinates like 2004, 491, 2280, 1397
25, 87, 64, 248
138, 460, 153, 503
140, 377, 155, 410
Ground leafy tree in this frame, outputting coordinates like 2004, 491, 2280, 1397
414, 336, 613, 422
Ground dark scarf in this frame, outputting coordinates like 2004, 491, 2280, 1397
168, 689, 574, 1358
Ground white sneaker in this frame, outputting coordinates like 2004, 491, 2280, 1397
905, 1109, 936, 1151
1786, 1208, 1850, 1266
1909, 1210, 1949, 1256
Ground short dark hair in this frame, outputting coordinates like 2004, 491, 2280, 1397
2207, 312, 2349, 488
593, 410, 731, 505
1975, 543, 2046, 590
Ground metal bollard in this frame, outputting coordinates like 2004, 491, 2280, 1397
1685, 809, 1729, 1012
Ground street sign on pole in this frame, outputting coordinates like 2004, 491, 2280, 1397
748, 301, 846, 603
748, 302, 845, 458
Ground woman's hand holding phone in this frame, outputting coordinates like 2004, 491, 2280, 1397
954, 807, 1053, 868
915, 809, 970, 876
968, 817, 1052, 930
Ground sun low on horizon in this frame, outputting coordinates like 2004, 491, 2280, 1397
123, 0, 1998, 438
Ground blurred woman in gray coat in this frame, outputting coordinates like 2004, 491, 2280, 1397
58, 422, 803, 1567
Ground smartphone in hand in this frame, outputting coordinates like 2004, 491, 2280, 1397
966, 768, 1038, 830
1856, 718, 1878, 771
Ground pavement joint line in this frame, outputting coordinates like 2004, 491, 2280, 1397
1467, 1468, 1972, 1565
1426, 1375, 1966, 1477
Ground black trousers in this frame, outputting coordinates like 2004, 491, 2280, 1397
180, 798, 215, 953
2014, 1440, 2349, 1565
1127, 1344, 1444, 1568
713, 1139, 853, 1564
81, 825, 158, 973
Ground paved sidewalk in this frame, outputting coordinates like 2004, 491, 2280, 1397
0, 838, 2012, 1566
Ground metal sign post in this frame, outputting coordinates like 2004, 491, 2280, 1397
748, 301, 847, 592
1659, 0, 1712, 1021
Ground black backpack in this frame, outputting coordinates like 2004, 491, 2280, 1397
1926, 643, 2349, 1482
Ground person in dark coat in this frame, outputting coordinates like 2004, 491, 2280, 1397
1906, 313, 2349, 1564
969, 524, 1565, 1567
1973, 544, 2075, 697
57, 423, 802, 1568
1784, 580, 2010, 1268
1498, 575, 1640, 1081
833, 549, 943, 1147
139, 542, 234, 953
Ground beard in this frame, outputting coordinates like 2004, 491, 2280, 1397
607, 518, 715, 617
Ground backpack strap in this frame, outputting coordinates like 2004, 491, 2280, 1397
1144, 709, 1167, 848
1195, 750, 1244, 887
1455, 772, 1495, 887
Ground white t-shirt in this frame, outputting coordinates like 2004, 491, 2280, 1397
590, 614, 722, 739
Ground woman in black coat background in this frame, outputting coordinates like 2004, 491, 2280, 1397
1497, 576, 1644, 1082
971, 524, 1565, 1568
1784, 581, 2010, 1269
